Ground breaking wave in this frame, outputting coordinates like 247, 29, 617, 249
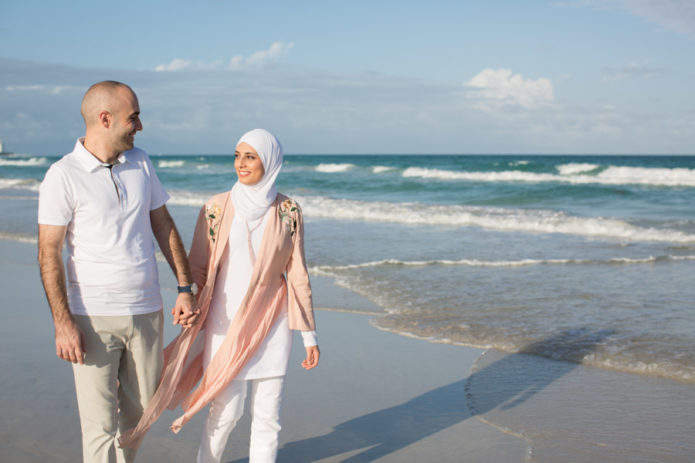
157, 160, 185, 168
294, 196, 695, 243
315, 163, 355, 173
403, 165, 695, 187
310, 254, 695, 274
0, 178, 41, 191
0, 157, 47, 167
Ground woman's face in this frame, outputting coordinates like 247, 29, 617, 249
234, 142, 265, 185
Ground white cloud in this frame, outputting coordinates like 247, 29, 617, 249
2, 59, 694, 155
154, 58, 224, 72
155, 58, 192, 72
613, 0, 695, 39
229, 55, 243, 69
244, 41, 294, 67
555, 0, 695, 39
5, 84, 79, 94
155, 41, 294, 72
464, 68, 554, 110
603, 61, 669, 80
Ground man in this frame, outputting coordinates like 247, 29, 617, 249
38, 80, 199, 463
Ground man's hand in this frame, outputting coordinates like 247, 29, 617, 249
301, 345, 320, 370
171, 292, 200, 328
55, 318, 85, 364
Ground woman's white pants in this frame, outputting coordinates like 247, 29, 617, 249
197, 376, 285, 463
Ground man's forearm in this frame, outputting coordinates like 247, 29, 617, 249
38, 225, 85, 363
161, 225, 193, 285
151, 206, 192, 285
38, 246, 73, 325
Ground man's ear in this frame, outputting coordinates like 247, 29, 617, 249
98, 110, 112, 129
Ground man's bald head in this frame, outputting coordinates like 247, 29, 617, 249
80, 81, 142, 163
80, 81, 135, 127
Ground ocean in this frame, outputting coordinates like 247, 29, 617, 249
2, 152, 694, 386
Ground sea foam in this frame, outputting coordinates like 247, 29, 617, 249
315, 163, 355, 173
0, 157, 47, 167
0, 231, 37, 244
310, 255, 695, 274
157, 160, 185, 168
148, 190, 695, 243
0, 178, 41, 191
403, 165, 695, 187
166, 190, 212, 207
294, 195, 695, 243
556, 163, 599, 175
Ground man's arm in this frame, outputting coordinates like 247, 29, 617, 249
150, 205, 199, 327
38, 224, 85, 364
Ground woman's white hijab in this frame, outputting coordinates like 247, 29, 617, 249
230, 129, 283, 221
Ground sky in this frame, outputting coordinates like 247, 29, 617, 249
1, 0, 694, 155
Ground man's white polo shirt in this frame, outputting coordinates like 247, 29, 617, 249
38, 139, 170, 316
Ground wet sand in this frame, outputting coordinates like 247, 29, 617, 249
3, 238, 694, 462
0, 239, 525, 462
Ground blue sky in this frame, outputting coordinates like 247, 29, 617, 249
1, 0, 694, 154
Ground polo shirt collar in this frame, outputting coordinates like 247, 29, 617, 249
73, 138, 129, 173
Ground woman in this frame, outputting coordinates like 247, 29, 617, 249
119, 129, 319, 463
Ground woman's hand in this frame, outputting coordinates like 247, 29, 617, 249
171, 292, 201, 328
302, 345, 320, 370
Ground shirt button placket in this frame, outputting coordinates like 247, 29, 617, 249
116, 176, 126, 210
111, 166, 126, 210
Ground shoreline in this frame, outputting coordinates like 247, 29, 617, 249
3, 237, 695, 461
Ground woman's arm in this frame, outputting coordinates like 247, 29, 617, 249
285, 204, 316, 332
189, 205, 211, 292
285, 202, 320, 369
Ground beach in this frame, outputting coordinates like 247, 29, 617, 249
3, 236, 695, 462
2, 152, 695, 461
0, 238, 526, 462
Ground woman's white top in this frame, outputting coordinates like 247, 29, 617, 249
203, 207, 317, 379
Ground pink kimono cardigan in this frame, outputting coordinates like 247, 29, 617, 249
119, 192, 315, 449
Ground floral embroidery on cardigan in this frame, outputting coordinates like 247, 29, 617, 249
279, 198, 300, 236
205, 203, 222, 242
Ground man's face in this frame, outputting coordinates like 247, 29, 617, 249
109, 88, 142, 153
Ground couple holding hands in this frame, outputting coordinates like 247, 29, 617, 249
38, 80, 319, 463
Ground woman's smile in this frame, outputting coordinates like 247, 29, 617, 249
234, 142, 265, 185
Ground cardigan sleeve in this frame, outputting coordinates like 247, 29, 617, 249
188, 205, 210, 291
285, 204, 316, 332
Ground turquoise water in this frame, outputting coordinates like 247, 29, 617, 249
2, 152, 694, 383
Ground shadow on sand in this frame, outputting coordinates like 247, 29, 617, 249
229, 327, 614, 463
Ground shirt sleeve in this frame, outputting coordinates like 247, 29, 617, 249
300, 330, 318, 347
38, 165, 74, 225
286, 202, 317, 331
143, 152, 170, 210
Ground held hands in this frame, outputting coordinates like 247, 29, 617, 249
302, 345, 320, 370
172, 292, 201, 328
55, 319, 85, 364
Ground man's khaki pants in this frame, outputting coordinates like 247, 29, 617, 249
72, 311, 163, 463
